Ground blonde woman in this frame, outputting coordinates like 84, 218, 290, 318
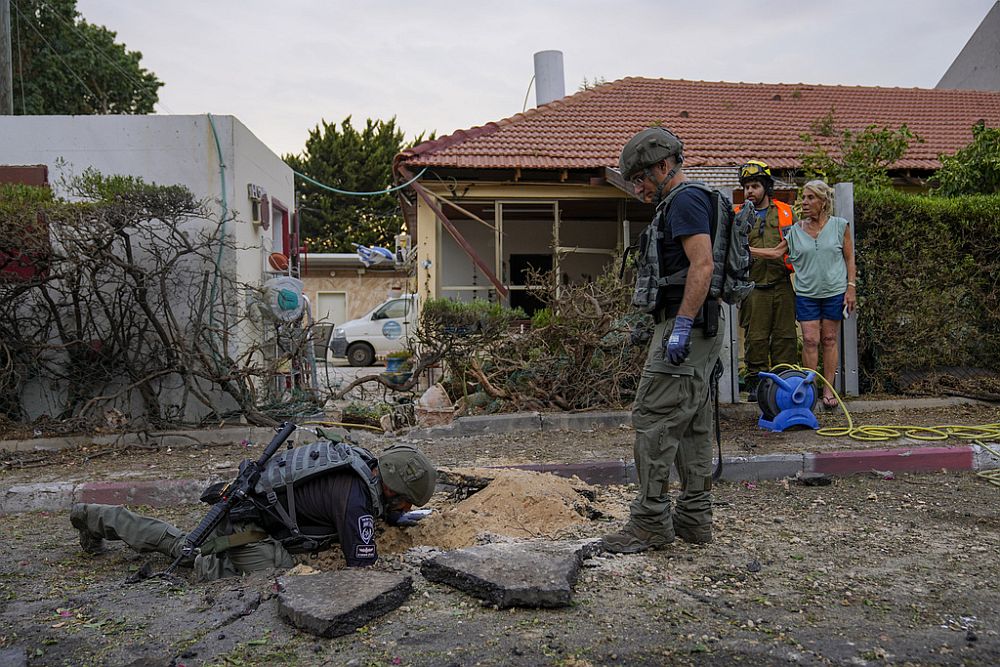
754, 180, 856, 407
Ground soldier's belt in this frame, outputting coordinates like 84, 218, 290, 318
198, 530, 268, 555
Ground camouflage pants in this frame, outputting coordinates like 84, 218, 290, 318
629, 310, 725, 537
73, 503, 294, 581
740, 279, 798, 377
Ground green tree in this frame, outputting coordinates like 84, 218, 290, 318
933, 121, 1000, 196
286, 116, 431, 253
9, 0, 162, 114
799, 111, 920, 187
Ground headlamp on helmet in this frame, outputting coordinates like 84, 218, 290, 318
739, 160, 773, 185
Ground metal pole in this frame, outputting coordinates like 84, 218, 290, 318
0, 0, 13, 115
834, 183, 859, 396
719, 187, 739, 403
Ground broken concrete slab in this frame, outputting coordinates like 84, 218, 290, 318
420, 539, 602, 609
276, 570, 412, 638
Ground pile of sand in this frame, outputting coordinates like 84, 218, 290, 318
378, 468, 601, 552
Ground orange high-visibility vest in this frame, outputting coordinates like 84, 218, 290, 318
736, 199, 794, 273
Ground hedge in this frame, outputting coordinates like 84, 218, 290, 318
853, 187, 1000, 391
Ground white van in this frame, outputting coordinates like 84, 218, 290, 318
329, 294, 418, 366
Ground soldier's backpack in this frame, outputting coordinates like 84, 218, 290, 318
629, 182, 754, 313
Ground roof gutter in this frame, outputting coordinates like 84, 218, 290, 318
397, 165, 509, 299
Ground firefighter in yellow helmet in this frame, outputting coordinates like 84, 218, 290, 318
735, 160, 798, 401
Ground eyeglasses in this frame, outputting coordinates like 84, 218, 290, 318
630, 173, 647, 188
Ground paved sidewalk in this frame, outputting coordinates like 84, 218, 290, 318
3, 396, 997, 515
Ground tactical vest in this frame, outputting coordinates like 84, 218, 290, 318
206, 440, 384, 554
631, 182, 754, 314
735, 198, 795, 273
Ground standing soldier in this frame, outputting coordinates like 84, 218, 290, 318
737, 160, 797, 401
604, 128, 725, 552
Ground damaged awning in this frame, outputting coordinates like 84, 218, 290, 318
397, 166, 509, 299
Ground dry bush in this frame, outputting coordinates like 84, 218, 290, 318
413, 268, 648, 413
0, 171, 315, 431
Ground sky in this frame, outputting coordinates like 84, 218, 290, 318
75, 0, 996, 158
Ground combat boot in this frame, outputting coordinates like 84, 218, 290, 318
673, 518, 713, 545
601, 523, 673, 554
69, 504, 105, 554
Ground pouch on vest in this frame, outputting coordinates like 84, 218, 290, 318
635, 182, 755, 309
631, 223, 665, 313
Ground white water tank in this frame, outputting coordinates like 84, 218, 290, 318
533, 50, 566, 106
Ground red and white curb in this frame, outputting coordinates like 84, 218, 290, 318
3, 444, 998, 515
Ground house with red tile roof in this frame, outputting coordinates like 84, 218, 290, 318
393, 76, 1000, 310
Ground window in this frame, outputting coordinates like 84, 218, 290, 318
373, 299, 410, 320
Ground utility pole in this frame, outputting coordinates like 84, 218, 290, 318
0, 0, 12, 115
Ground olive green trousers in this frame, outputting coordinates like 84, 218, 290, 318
740, 279, 798, 377
629, 311, 725, 537
74, 503, 294, 581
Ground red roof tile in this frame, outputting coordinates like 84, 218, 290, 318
399, 77, 1000, 171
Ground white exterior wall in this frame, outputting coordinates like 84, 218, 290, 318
229, 117, 295, 285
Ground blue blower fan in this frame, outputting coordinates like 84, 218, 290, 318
756, 369, 819, 432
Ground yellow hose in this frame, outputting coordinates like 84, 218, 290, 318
766, 364, 1000, 443
977, 441, 1000, 488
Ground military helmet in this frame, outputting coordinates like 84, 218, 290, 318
738, 160, 773, 187
619, 127, 684, 181
379, 444, 437, 506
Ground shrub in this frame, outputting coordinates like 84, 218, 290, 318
933, 121, 1000, 197
854, 187, 1000, 391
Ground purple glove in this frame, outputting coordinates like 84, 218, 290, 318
664, 315, 693, 365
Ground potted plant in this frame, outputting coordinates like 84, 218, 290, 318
385, 349, 414, 373
383, 350, 415, 387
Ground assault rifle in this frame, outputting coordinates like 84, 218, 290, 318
158, 421, 297, 577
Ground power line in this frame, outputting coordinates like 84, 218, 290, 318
293, 168, 427, 197
35, 0, 170, 113
10, 0, 101, 110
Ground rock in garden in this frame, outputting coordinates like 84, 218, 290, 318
794, 472, 833, 486
420, 539, 601, 608
277, 570, 412, 638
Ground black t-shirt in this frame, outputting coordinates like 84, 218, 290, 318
659, 185, 713, 275
291, 472, 379, 566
